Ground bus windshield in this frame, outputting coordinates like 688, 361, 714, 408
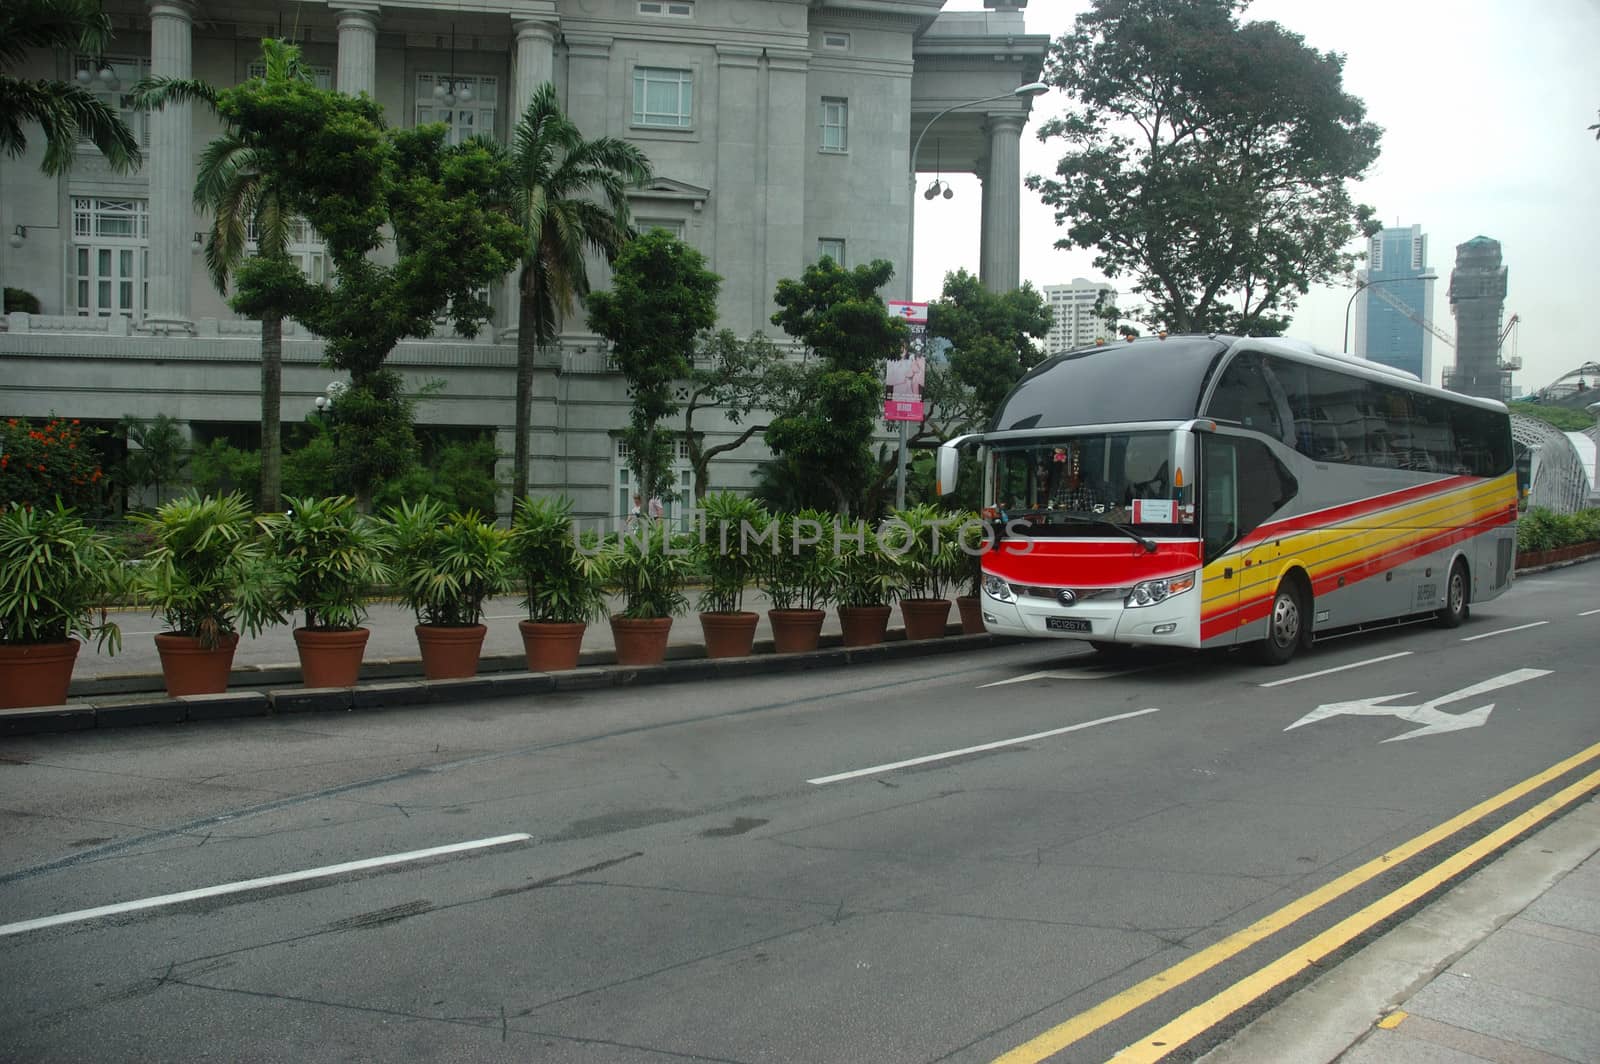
990, 431, 1194, 535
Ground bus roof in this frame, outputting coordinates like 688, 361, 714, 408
991, 334, 1507, 433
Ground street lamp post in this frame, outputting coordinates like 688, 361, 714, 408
1342, 274, 1437, 354
898, 80, 1049, 508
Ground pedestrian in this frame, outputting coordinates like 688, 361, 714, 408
648, 494, 664, 521
628, 493, 642, 529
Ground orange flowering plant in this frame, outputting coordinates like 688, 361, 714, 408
0, 417, 105, 512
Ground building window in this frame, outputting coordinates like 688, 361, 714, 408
637, 218, 686, 240
75, 55, 150, 147
1369, 237, 1383, 273
615, 437, 693, 528
632, 68, 693, 129
817, 238, 846, 266
415, 74, 499, 144
638, 1, 694, 15
72, 197, 148, 319
820, 97, 848, 153
249, 62, 332, 89
822, 32, 851, 50
246, 218, 329, 285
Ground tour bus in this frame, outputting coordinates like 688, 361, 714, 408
937, 334, 1518, 664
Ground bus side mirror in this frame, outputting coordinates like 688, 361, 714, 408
936, 443, 959, 497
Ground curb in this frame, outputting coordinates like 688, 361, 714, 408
5, 629, 1019, 737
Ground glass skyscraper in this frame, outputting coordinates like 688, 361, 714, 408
1352, 224, 1437, 384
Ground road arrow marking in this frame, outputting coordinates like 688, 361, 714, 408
1283, 668, 1552, 743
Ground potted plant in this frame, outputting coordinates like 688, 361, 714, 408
385, 498, 512, 680
607, 517, 693, 667
0, 502, 124, 708
260, 495, 392, 688
759, 509, 840, 653
834, 519, 903, 647
129, 492, 280, 696
953, 510, 988, 634
883, 503, 962, 640
508, 495, 609, 672
695, 492, 768, 658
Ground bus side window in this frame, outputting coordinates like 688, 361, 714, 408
1200, 435, 1238, 562
1207, 353, 1286, 443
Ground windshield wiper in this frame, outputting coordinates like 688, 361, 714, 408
1059, 514, 1158, 553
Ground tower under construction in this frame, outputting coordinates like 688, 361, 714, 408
1444, 236, 1512, 400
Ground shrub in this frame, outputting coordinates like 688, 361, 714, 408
0, 417, 106, 512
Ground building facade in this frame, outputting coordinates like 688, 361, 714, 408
1444, 235, 1512, 401
1351, 224, 1435, 383
1, 0, 1048, 521
1041, 278, 1116, 355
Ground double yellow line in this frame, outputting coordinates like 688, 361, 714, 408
994, 740, 1600, 1064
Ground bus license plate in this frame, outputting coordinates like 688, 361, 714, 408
1046, 617, 1092, 633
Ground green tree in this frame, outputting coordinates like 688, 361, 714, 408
588, 229, 720, 503
767, 258, 907, 516
116, 413, 188, 508
1028, 0, 1382, 335
0, 0, 140, 175
927, 268, 1052, 427
205, 71, 524, 509
681, 330, 798, 500
503, 83, 652, 499
133, 39, 317, 512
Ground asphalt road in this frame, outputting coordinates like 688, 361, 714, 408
3, 564, 1598, 1063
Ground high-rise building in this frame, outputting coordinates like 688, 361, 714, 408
1351, 224, 1436, 383
1444, 236, 1512, 401
1042, 279, 1117, 354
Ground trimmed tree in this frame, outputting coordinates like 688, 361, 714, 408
587, 229, 720, 506
681, 329, 797, 500
767, 258, 907, 517
1028, 0, 1382, 335
927, 267, 1052, 429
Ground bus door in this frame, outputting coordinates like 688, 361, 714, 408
1199, 434, 1243, 645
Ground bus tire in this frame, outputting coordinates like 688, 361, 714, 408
1436, 560, 1470, 628
1254, 581, 1306, 666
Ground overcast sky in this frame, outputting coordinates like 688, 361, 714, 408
916, 0, 1600, 393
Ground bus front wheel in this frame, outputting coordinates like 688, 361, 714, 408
1435, 560, 1470, 628
1254, 581, 1306, 666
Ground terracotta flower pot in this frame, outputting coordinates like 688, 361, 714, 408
768, 608, 825, 654
293, 627, 370, 688
700, 612, 759, 659
900, 598, 952, 641
154, 632, 240, 697
837, 605, 892, 647
611, 616, 673, 667
414, 623, 487, 680
0, 640, 81, 709
957, 595, 986, 635
519, 620, 587, 672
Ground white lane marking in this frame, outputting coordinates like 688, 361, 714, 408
1284, 669, 1552, 743
1580, 609, 1600, 617
1460, 621, 1549, 642
0, 833, 532, 938
1259, 651, 1414, 688
806, 709, 1160, 785
979, 666, 1147, 688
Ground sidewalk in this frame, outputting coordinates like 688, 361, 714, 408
1202, 796, 1600, 1064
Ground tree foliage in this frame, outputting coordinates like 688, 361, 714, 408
588, 229, 721, 502
767, 259, 907, 517
1028, 0, 1382, 335
0, 0, 141, 175
504, 83, 652, 499
927, 269, 1052, 427
682, 330, 799, 499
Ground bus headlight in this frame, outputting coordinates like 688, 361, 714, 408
1126, 572, 1196, 608
982, 574, 1015, 603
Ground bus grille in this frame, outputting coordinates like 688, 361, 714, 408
1009, 583, 1133, 603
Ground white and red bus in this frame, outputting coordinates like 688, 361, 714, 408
937, 335, 1518, 664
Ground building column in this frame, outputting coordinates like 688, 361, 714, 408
334, 5, 380, 97
715, 46, 761, 334
762, 50, 810, 326
978, 114, 1025, 292
499, 15, 559, 342
142, 0, 194, 335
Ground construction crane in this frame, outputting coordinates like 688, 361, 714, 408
1362, 283, 1521, 370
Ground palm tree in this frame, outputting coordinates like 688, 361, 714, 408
0, 0, 140, 174
504, 83, 652, 499
133, 39, 312, 511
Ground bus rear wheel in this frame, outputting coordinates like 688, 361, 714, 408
1254, 581, 1306, 666
1435, 560, 1470, 628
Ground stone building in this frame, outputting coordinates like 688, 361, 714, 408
0, 0, 1048, 521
